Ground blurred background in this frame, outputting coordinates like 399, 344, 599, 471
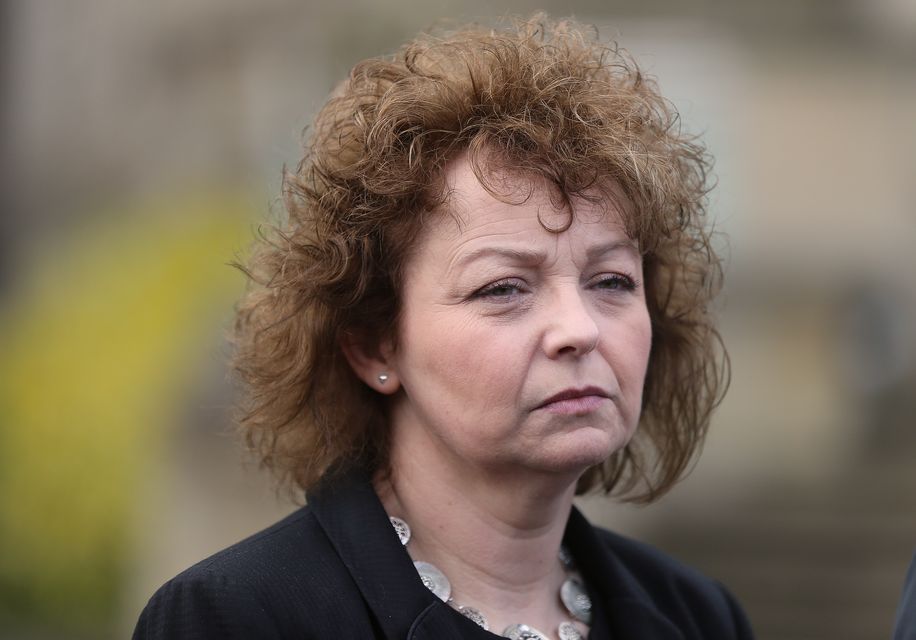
1, 0, 915, 638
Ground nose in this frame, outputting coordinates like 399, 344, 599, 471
541, 287, 600, 359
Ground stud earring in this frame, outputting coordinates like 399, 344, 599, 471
377, 373, 389, 385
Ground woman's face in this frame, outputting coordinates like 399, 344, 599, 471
382, 158, 652, 480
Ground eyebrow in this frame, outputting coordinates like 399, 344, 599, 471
454, 247, 547, 269
586, 239, 640, 260
453, 240, 639, 271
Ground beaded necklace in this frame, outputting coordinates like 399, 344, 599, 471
390, 517, 592, 640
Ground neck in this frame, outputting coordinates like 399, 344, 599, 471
375, 427, 583, 632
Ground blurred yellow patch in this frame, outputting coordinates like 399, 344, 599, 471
0, 191, 257, 629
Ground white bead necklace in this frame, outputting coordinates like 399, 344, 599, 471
390, 517, 592, 640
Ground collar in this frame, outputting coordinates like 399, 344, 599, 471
308, 466, 683, 640
308, 466, 484, 639
564, 507, 685, 639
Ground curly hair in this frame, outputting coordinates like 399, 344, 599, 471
233, 14, 729, 503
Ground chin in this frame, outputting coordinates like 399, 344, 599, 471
534, 426, 629, 475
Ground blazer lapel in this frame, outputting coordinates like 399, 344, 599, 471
308, 467, 439, 639
407, 602, 500, 640
310, 468, 684, 640
565, 507, 686, 640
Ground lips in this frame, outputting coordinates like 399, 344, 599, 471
536, 386, 610, 409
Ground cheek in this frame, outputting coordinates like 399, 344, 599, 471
406, 316, 525, 410
634, 315, 653, 375
617, 309, 653, 399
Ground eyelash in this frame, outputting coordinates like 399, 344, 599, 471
472, 273, 639, 300
594, 273, 639, 292
473, 279, 526, 299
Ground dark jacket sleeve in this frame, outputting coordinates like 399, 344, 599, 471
132, 568, 283, 640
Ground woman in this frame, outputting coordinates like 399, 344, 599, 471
135, 15, 752, 639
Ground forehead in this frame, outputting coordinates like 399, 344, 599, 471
432, 155, 633, 245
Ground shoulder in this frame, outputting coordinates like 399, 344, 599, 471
593, 526, 728, 598
167, 506, 332, 585
589, 526, 754, 638
133, 507, 364, 639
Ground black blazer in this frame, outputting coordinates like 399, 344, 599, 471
134, 468, 754, 639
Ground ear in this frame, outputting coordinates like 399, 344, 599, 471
339, 330, 400, 395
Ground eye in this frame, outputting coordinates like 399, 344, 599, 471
593, 273, 638, 292
472, 278, 526, 299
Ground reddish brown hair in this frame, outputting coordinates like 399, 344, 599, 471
233, 15, 728, 502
